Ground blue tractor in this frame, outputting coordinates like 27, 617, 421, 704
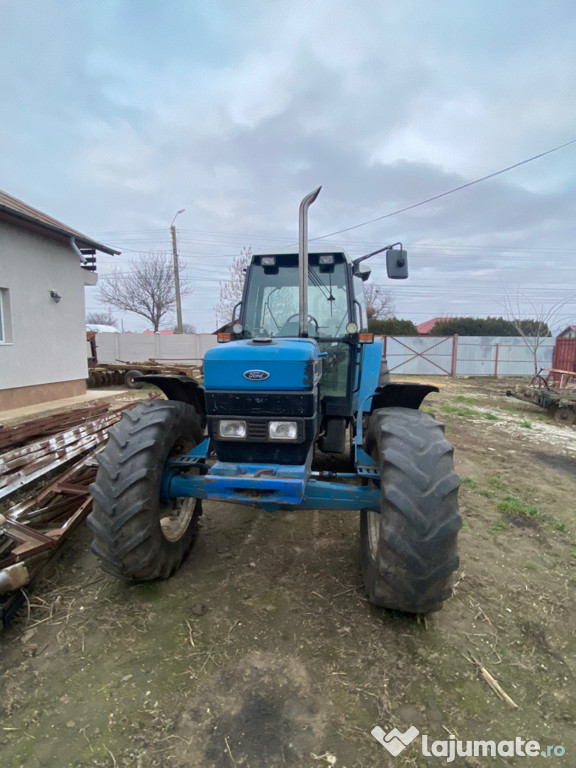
88, 189, 461, 613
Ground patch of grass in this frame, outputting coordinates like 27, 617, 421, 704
439, 404, 481, 417
459, 406, 481, 416
570, 575, 576, 586
497, 495, 541, 519
524, 561, 538, 571
483, 412, 500, 421
520, 420, 533, 429
490, 519, 509, 535
495, 403, 519, 412
570, 550, 576, 558
439, 404, 461, 414
456, 395, 480, 404
496, 495, 568, 533
477, 489, 495, 498
461, 477, 499, 499
487, 477, 508, 492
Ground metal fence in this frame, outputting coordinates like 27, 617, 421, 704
93, 332, 555, 377
382, 335, 554, 376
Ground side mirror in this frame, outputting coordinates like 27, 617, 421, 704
386, 248, 408, 279
352, 262, 372, 281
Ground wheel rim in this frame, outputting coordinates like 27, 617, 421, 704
159, 498, 196, 542
554, 407, 575, 426
367, 510, 380, 560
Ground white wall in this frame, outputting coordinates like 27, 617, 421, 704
94, 332, 218, 365
0, 221, 93, 389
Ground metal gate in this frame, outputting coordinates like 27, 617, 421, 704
382, 336, 457, 376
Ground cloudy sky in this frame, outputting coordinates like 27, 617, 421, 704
1, 0, 575, 332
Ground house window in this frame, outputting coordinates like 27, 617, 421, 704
0, 288, 12, 343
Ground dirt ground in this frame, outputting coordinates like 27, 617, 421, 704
1, 377, 575, 768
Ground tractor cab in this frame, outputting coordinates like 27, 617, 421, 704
233, 250, 367, 415
236, 250, 361, 342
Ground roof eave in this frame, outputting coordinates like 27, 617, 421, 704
0, 206, 120, 255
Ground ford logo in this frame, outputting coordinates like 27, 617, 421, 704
243, 369, 270, 381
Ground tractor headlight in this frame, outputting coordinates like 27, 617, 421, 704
218, 420, 247, 439
268, 421, 298, 440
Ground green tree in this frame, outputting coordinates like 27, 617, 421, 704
368, 317, 418, 335
430, 316, 553, 338
430, 317, 518, 336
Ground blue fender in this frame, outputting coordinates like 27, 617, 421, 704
353, 339, 383, 416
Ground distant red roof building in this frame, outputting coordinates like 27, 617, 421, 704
416, 317, 451, 335
558, 325, 576, 339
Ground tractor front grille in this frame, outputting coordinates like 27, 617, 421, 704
205, 390, 316, 417
247, 421, 269, 440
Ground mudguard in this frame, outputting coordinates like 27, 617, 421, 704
369, 383, 438, 412
136, 375, 206, 424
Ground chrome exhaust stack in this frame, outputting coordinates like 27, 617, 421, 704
298, 186, 322, 337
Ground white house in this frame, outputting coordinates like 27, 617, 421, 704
0, 190, 119, 409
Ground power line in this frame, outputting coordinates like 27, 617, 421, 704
311, 137, 576, 241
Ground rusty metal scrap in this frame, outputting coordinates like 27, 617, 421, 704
0, 400, 142, 625
0, 402, 146, 629
0, 452, 99, 602
0, 402, 110, 450
0, 412, 121, 501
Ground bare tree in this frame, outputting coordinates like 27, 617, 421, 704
174, 322, 197, 334
364, 284, 395, 320
86, 310, 118, 328
215, 247, 252, 327
503, 291, 573, 374
97, 252, 192, 332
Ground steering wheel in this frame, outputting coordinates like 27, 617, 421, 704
284, 313, 319, 334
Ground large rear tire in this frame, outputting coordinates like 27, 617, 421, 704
88, 400, 204, 581
360, 407, 461, 613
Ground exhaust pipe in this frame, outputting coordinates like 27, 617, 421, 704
298, 186, 322, 337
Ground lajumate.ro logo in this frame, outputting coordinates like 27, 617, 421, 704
371, 725, 566, 761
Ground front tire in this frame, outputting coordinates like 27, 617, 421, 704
360, 407, 461, 613
88, 400, 204, 581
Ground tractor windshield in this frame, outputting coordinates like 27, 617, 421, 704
241, 255, 351, 339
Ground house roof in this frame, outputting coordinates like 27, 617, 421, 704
0, 189, 120, 256
416, 317, 452, 335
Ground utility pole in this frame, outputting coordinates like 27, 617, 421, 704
170, 209, 185, 334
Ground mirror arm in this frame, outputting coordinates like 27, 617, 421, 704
352, 241, 402, 269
